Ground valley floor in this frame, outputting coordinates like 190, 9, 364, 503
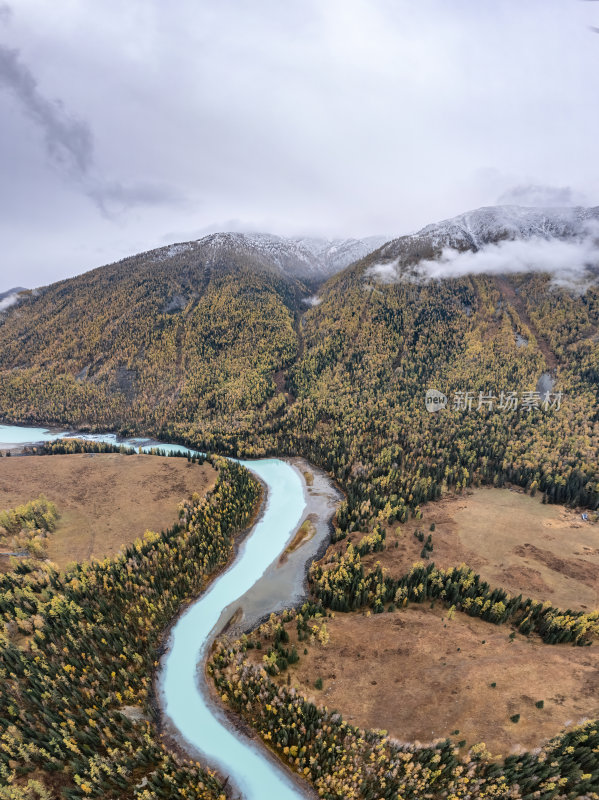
250, 604, 598, 757
358, 487, 599, 611
0, 453, 216, 569
239, 486, 599, 760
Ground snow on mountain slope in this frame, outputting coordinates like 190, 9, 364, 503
199, 232, 317, 277
420, 205, 599, 249
292, 235, 389, 275
368, 206, 599, 289
380, 205, 599, 261
150, 232, 388, 281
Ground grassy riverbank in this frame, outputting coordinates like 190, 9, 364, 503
0, 443, 260, 799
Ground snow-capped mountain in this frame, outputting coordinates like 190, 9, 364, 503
292, 235, 389, 276
379, 205, 599, 262
151, 232, 389, 282
362, 205, 599, 289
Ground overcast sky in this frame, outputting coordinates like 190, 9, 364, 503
1, 0, 598, 288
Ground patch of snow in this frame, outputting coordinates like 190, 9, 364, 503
367, 205, 599, 291
131, 233, 389, 282
385, 205, 599, 259
293, 235, 389, 275
151, 243, 194, 262
195, 232, 389, 280
416, 205, 599, 251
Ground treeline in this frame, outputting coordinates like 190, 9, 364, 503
23, 437, 205, 463
210, 610, 599, 800
309, 545, 599, 645
0, 450, 261, 799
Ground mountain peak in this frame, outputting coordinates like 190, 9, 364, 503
418, 204, 599, 248
187, 231, 389, 280
379, 204, 599, 263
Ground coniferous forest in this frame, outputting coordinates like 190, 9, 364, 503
2, 1, 599, 796
1, 244, 599, 799
0, 446, 260, 799
1, 255, 598, 534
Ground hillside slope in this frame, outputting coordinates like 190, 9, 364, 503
1, 206, 599, 529
0, 288, 26, 312
0, 240, 307, 435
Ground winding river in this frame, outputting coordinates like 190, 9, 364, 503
0, 423, 341, 800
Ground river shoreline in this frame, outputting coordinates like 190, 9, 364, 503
149, 476, 270, 795
216, 457, 342, 641
201, 655, 318, 800
155, 456, 339, 799
178, 457, 340, 800
0, 423, 340, 800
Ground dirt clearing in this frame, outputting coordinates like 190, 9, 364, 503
252, 606, 599, 757
356, 488, 599, 611
0, 453, 216, 568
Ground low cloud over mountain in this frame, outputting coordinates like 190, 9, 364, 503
366, 205, 599, 291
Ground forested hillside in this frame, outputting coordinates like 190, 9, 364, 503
0, 239, 303, 435
1, 210, 599, 536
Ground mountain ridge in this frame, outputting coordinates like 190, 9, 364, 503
1, 205, 599, 800
0, 287, 27, 299
0, 287, 27, 312
376, 204, 599, 266
1, 201, 598, 528
135, 231, 389, 284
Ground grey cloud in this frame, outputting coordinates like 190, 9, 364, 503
160, 219, 271, 244
1, 1, 599, 286
0, 41, 184, 216
0, 3, 11, 24
0, 43, 93, 175
86, 179, 189, 218
497, 185, 589, 208
0, 291, 20, 311
365, 262, 400, 285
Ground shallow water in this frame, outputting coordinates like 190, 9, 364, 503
0, 423, 71, 447
0, 424, 340, 799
